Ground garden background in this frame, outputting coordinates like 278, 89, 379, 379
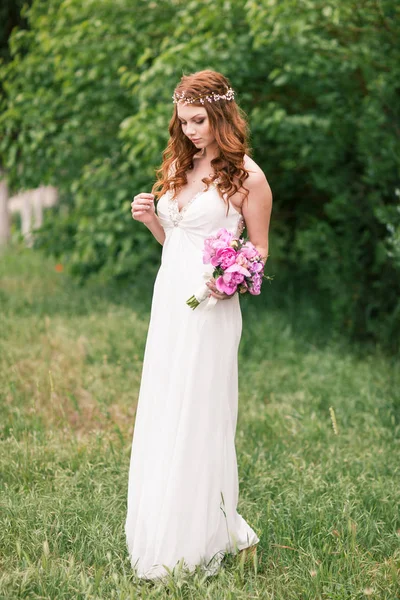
0, 1, 399, 598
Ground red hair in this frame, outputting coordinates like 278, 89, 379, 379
151, 70, 251, 212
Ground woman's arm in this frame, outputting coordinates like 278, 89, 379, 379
241, 170, 273, 263
206, 169, 272, 300
131, 192, 166, 246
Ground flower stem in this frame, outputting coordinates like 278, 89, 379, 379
186, 295, 200, 310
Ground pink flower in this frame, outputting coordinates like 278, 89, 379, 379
203, 237, 216, 263
216, 228, 234, 244
235, 253, 250, 270
215, 273, 241, 295
249, 260, 264, 274
248, 273, 262, 295
225, 263, 251, 278
215, 263, 252, 295
214, 247, 238, 269
204, 239, 227, 265
241, 241, 259, 260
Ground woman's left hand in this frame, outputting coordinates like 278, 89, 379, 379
206, 279, 235, 300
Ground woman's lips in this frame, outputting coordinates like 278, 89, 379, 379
190, 138, 201, 143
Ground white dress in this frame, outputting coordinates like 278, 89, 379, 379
124, 180, 259, 580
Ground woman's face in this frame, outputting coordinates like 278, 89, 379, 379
176, 104, 216, 150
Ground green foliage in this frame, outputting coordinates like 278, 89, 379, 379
0, 0, 32, 63
35, 154, 160, 282
0, 0, 399, 349
246, 0, 400, 348
0, 0, 164, 189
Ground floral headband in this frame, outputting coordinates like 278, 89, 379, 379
172, 87, 235, 105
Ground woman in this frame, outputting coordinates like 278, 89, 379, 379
125, 69, 272, 580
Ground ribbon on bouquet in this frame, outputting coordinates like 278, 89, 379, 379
187, 272, 218, 311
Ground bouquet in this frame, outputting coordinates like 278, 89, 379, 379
186, 228, 272, 310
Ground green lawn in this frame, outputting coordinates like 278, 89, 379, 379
0, 248, 399, 599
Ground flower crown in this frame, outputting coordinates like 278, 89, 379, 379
172, 87, 235, 105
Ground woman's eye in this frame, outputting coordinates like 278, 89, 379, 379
180, 120, 205, 125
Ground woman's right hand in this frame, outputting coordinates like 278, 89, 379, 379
131, 193, 156, 225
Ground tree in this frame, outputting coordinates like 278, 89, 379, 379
1, 0, 399, 349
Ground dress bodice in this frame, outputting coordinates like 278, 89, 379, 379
156, 181, 244, 244
155, 181, 245, 292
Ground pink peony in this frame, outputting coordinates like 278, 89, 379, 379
216, 228, 234, 244
207, 240, 227, 266
214, 247, 238, 269
215, 276, 237, 295
215, 263, 252, 295
203, 237, 217, 263
241, 241, 259, 260
235, 253, 251, 270
215, 272, 241, 295
225, 263, 251, 277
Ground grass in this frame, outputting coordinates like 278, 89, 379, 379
0, 246, 399, 599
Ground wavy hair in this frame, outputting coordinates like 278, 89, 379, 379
151, 70, 251, 212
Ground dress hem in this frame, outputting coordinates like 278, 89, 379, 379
129, 535, 260, 582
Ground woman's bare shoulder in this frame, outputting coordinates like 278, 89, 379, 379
243, 154, 268, 186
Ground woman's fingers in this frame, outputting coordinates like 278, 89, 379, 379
208, 284, 236, 299
130, 193, 157, 224
132, 203, 151, 211
132, 193, 154, 204
131, 194, 154, 208
131, 200, 153, 209
131, 194, 155, 220
206, 281, 230, 299
210, 290, 228, 300
206, 281, 220, 294
133, 193, 154, 200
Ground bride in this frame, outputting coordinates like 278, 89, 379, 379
125, 69, 272, 580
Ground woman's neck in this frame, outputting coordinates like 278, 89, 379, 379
199, 142, 219, 162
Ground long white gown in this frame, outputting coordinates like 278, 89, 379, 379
124, 180, 259, 580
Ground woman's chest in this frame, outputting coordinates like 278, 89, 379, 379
156, 186, 242, 236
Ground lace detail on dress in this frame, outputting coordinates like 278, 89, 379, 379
168, 181, 219, 227
236, 214, 245, 238
167, 190, 182, 227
